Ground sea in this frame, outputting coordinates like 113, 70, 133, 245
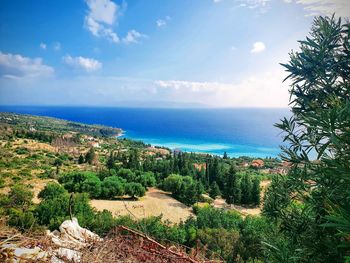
0, 106, 291, 158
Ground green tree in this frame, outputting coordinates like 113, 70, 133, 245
117, 168, 136, 182
233, 177, 242, 205
223, 165, 237, 204
38, 182, 67, 200
270, 15, 350, 262
101, 176, 126, 199
78, 154, 85, 164
251, 177, 260, 206
85, 147, 96, 164
209, 182, 221, 199
125, 182, 146, 198
106, 152, 115, 170
135, 171, 156, 187
241, 175, 253, 205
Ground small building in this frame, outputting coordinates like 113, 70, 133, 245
251, 159, 264, 168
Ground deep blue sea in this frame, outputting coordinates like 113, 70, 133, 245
0, 106, 291, 158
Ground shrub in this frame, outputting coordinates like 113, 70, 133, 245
59, 171, 101, 198
8, 208, 36, 231
88, 210, 116, 236
125, 182, 146, 198
8, 184, 33, 208
38, 182, 68, 200
101, 176, 126, 199
117, 168, 136, 182
135, 171, 156, 187
195, 205, 243, 230
36, 192, 95, 230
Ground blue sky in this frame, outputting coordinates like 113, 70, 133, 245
0, 0, 348, 107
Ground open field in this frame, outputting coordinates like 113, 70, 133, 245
90, 187, 194, 224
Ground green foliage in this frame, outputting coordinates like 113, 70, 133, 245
251, 177, 261, 206
125, 182, 146, 198
8, 208, 36, 231
241, 174, 253, 205
268, 15, 350, 262
87, 209, 116, 236
117, 168, 136, 182
197, 228, 240, 262
85, 147, 95, 164
209, 181, 221, 199
163, 174, 203, 205
36, 192, 94, 230
101, 176, 126, 199
8, 184, 33, 208
78, 154, 84, 164
38, 182, 68, 200
194, 205, 243, 230
262, 175, 290, 219
135, 171, 156, 187
59, 171, 101, 198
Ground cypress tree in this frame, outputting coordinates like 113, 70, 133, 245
251, 177, 260, 206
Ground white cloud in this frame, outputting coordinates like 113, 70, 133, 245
156, 19, 166, 27
0, 52, 54, 79
39, 43, 47, 50
156, 16, 171, 28
291, 0, 350, 17
154, 70, 289, 108
84, 0, 145, 44
122, 30, 147, 44
251, 41, 266, 53
63, 55, 102, 72
53, 42, 61, 51
85, 0, 117, 25
238, 0, 271, 9
84, 0, 120, 43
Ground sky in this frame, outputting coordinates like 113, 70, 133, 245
0, 0, 349, 108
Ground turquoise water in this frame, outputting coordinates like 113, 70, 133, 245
0, 106, 290, 158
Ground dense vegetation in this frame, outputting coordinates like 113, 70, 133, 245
0, 15, 349, 263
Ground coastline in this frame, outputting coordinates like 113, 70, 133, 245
119, 130, 281, 158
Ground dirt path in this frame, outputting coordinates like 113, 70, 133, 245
90, 187, 194, 224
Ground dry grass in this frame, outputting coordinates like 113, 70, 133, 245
90, 188, 194, 224
12, 139, 56, 153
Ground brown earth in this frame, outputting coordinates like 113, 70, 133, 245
90, 187, 194, 224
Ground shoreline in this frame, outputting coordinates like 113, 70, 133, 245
119, 130, 281, 158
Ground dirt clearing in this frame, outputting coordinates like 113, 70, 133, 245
90, 187, 194, 224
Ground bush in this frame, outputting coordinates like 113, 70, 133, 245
163, 174, 203, 205
88, 210, 116, 236
8, 184, 33, 208
101, 176, 126, 199
36, 192, 95, 230
125, 182, 146, 198
59, 171, 101, 198
117, 168, 136, 182
135, 171, 156, 187
38, 182, 67, 200
8, 208, 36, 231
195, 205, 243, 230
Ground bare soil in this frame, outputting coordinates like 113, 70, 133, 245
90, 187, 194, 224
